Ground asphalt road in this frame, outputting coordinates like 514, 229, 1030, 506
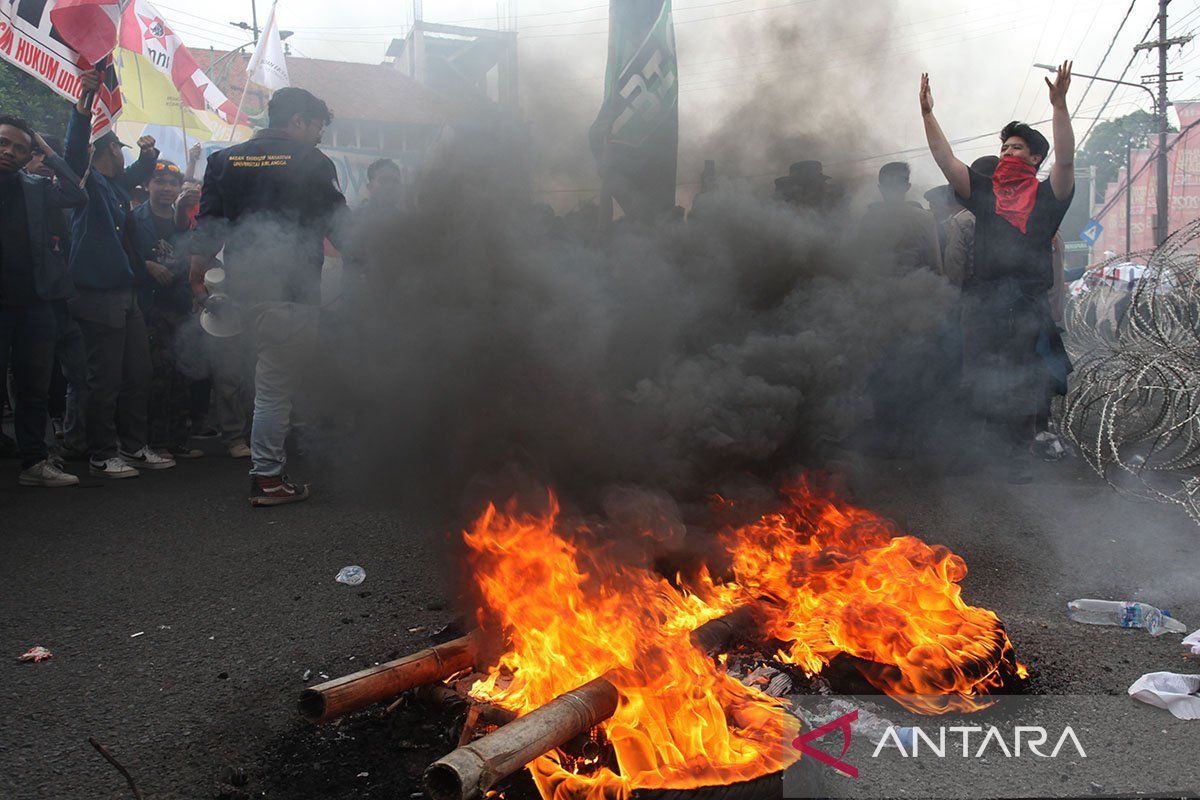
1, 446, 1198, 799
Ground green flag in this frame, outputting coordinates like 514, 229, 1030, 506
590, 0, 679, 224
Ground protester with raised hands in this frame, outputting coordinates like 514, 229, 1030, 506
920, 62, 1076, 484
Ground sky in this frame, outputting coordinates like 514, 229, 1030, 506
157, 0, 1200, 193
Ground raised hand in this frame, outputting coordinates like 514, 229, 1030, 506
1045, 60, 1072, 109
32, 131, 55, 157
76, 69, 100, 114
920, 73, 934, 116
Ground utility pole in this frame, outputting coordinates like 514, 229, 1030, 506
1135, 0, 1192, 245
1126, 134, 1133, 254
251, 0, 260, 42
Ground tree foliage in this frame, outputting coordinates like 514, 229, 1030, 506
0, 61, 72, 140
1077, 110, 1175, 199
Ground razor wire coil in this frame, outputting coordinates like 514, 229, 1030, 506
1058, 217, 1200, 524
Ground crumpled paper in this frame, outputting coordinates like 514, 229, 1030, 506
1184, 629, 1200, 658
1128, 671, 1200, 720
18, 646, 52, 663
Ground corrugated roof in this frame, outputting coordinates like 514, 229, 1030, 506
194, 49, 463, 127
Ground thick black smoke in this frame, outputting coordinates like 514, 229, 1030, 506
313, 3, 959, 509
318, 138, 956, 508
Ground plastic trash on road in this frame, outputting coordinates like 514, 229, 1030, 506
1184, 629, 1200, 658
1128, 672, 1200, 720
336, 566, 366, 586
1067, 599, 1187, 636
18, 646, 52, 662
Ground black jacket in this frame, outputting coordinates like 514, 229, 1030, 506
195, 129, 348, 305
16, 154, 88, 301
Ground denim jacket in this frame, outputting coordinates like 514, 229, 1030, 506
63, 109, 156, 291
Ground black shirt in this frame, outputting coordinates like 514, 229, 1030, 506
196, 130, 347, 305
958, 167, 1073, 294
150, 211, 177, 254
0, 176, 36, 308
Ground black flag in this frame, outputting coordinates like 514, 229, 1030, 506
590, 0, 679, 224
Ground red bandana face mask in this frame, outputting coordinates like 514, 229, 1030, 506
992, 155, 1039, 234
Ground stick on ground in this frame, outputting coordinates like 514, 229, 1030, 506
88, 737, 143, 800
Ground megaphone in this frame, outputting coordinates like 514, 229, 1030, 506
199, 268, 243, 338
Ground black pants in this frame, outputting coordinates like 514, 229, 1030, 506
0, 302, 56, 468
146, 308, 190, 449
74, 292, 151, 461
962, 284, 1050, 451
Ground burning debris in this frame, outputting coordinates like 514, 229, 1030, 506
301, 477, 1025, 800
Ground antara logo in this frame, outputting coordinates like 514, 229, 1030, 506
872, 725, 1087, 759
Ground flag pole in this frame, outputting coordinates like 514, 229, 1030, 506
178, 91, 189, 163
228, 80, 250, 142
597, 1, 617, 236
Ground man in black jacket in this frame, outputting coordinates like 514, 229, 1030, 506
191, 87, 348, 506
0, 115, 87, 486
67, 69, 175, 479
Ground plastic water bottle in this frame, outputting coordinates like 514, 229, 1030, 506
1067, 599, 1187, 636
335, 566, 366, 586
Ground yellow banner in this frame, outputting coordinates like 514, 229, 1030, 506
115, 49, 211, 135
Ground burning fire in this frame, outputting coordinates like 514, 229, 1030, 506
462, 477, 1024, 800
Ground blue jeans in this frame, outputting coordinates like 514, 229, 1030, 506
247, 302, 318, 477
0, 303, 57, 468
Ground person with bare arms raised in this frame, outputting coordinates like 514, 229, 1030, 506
920, 62, 1075, 484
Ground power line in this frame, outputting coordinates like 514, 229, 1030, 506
675, 17, 1044, 95
1008, 0, 1058, 120
1077, 12, 1162, 149
546, 6, 1033, 90
1070, 0, 1138, 116
522, 0, 820, 39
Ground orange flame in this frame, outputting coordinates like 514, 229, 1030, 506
718, 477, 1027, 714
462, 477, 1024, 800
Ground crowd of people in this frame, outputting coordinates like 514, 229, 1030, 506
0, 68, 383, 505
1, 61, 1077, 500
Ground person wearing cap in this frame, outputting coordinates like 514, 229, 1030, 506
65, 68, 176, 479
774, 160, 833, 210
190, 86, 349, 507
921, 63, 1076, 483
128, 159, 202, 460
0, 114, 87, 487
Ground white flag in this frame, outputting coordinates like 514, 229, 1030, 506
246, 0, 288, 91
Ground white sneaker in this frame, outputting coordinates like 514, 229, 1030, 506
228, 441, 252, 459
90, 457, 140, 479
19, 460, 80, 487
120, 447, 177, 470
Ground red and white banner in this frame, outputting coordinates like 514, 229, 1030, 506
1093, 102, 1200, 257
49, 0, 125, 66
119, 0, 247, 125
0, 0, 123, 138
